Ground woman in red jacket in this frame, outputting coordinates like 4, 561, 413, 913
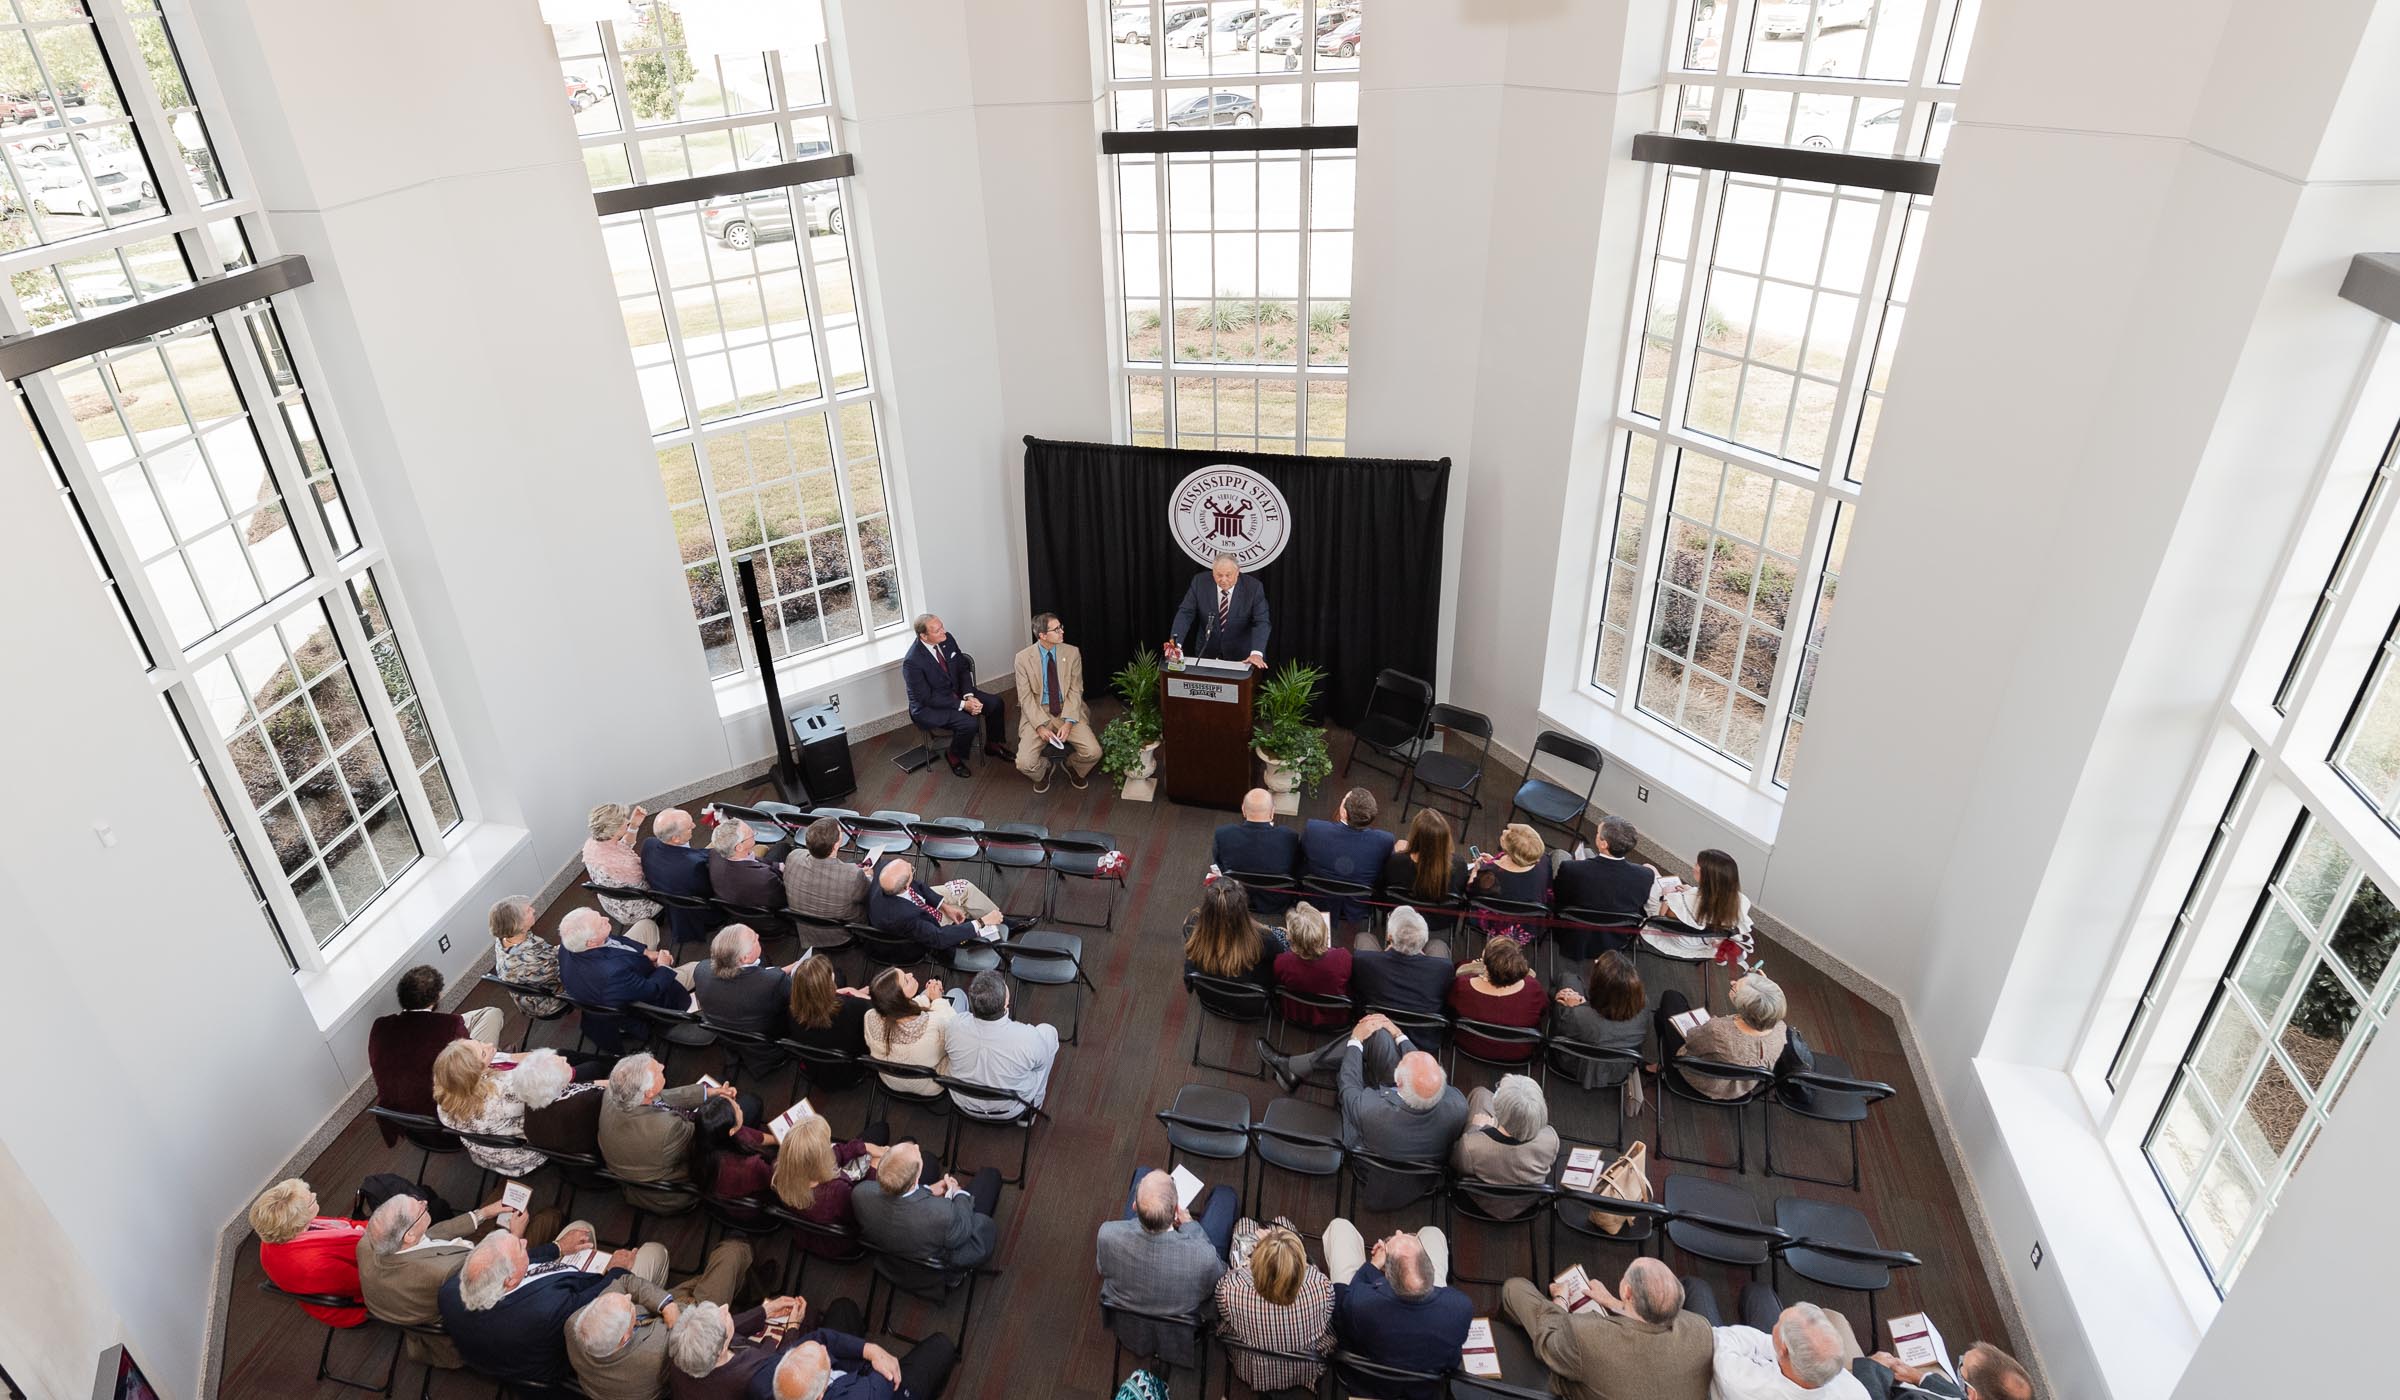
249, 1178, 367, 1326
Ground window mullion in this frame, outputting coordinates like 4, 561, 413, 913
1754, 489, 1836, 793
16, 372, 189, 665
1656, 171, 1725, 437
1822, 192, 1905, 469
177, 678, 327, 971
90, 0, 204, 230
156, 0, 260, 201
1622, 438, 1684, 718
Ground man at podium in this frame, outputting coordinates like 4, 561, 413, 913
1166, 552, 1271, 668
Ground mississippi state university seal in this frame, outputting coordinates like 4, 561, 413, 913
1168, 465, 1290, 569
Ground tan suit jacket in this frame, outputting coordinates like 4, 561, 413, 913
356, 1211, 484, 1366
1501, 1277, 1714, 1400
1013, 641, 1092, 738
598, 1083, 706, 1214
564, 1273, 677, 1400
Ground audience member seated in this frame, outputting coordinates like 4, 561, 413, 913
943, 969, 1060, 1117
1096, 1167, 1239, 1369
1323, 1218, 1470, 1400
1447, 935, 1546, 1061
785, 953, 873, 1088
1349, 905, 1455, 1010
559, 907, 696, 1053
585, 802, 663, 925
1501, 1256, 1711, 1400
1451, 1073, 1559, 1217
1270, 901, 1350, 1028
441, 1223, 633, 1386
689, 1095, 778, 1211
1467, 822, 1553, 931
771, 1114, 893, 1253
762, 1302, 957, 1400
490, 895, 571, 1019
368, 964, 503, 1143
358, 1190, 528, 1367
904, 611, 1012, 777
1213, 787, 1302, 914
565, 1234, 754, 1400
784, 816, 870, 923
693, 924, 793, 1076
1552, 815, 1657, 919
869, 856, 1019, 954
1296, 1016, 1471, 1211
600, 1052, 749, 1215
1184, 878, 1285, 989
433, 1038, 545, 1177
516, 1048, 607, 1157
641, 808, 724, 946
1214, 1218, 1334, 1394
863, 968, 957, 1099
851, 1141, 1002, 1271
251, 1179, 368, 1325
1690, 1292, 1868, 1400
1551, 950, 1651, 1104
1382, 808, 1467, 907
1659, 970, 1789, 1100
1014, 611, 1100, 791
1856, 1341, 2034, 1400
1302, 786, 1397, 921
662, 1295, 810, 1399
1651, 847, 1754, 936
707, 818, 786, 911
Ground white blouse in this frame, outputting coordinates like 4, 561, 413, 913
1647, 876, 1754, 935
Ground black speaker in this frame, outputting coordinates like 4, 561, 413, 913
790, 703, 856, 804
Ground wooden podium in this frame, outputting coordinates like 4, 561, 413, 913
1158, 662, 1255, 810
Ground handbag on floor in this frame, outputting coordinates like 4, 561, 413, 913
1112, 1367, 1170, 1400
1586, 1140, 1652, 1235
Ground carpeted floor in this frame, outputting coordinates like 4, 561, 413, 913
216, 720, 2011, 1398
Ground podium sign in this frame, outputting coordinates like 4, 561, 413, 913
1159, 664, 1255, 809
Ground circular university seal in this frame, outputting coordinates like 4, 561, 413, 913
1168, 464, 1291, 569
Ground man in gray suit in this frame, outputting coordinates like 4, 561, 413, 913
1339, 1014, 1469, 1211
1095, 1168, 1236, 1369
357, 1192, 528, 1366
851, 1141, 1003, 1271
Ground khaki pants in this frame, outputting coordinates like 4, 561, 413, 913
461, 1006, 505, 1045
631, 1239, 751, 1307
931, 879, 1003, 924
619, 919, 699, 989
1322, 1217, 1448, 1288
1016, 721, 1100, 780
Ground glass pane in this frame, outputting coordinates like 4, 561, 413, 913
2277, 960, 2358, 1090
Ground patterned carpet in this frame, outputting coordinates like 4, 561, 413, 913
215, 721, 2011, 1398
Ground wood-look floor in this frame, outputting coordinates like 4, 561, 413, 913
216, 723, 2011, 1399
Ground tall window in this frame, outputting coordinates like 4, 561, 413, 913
10, 1, 458, 966
1590, 0, 1973, 790
1101, 1, 1357, 454
553, 1, 904, 680
2096, 333, 2400, 1294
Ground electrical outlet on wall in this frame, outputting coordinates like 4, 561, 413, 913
438, 933, 451, 954
1636, 785, 1650, 802
2029, 1240, 2043, 1269
828, 692, 839, 709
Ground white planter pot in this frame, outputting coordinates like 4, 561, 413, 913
1257, 746, 1301, 815
1119, 740, 1161, 802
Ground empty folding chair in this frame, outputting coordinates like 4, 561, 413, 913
1185, 972, 1275, 1077
1399, 701, 1494, 826
1765, 1051, 1895, 1191
1156, 1083, 1253, 1189
996, 930, 1096, 1044
1772, 1196, 1921, 1338
1341, 668, 1434, 796
1660, 1173, 1792, 1283
1042, 829, 1124, 928
1507, 729, 1604, 848
254, 1281, 398, 1395
1247, 1096, 1344, 1225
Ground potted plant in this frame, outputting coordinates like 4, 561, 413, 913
1099, 646, 1166, 799
1251, 659, 1332, 814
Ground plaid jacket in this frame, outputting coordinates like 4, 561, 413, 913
1213, 1219, 1334, 1392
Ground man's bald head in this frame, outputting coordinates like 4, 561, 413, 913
1621, 1258, 1682, 1323
1383, 1232, 1433, 1300
1132, 1170, 1178, 1232
1241, 788, 1273, 821
1394, 1050, 1448, 1110
878, 858, 913, 892
1961, 1343, 2034, 1400
876, 1140, 923, 1195
772, 1341, 834, 1400
655, 808, 694, 844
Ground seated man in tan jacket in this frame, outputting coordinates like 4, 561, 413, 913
1012, 612, 1099, 792
563, 1237, 754, 1400
356, 1192, 533, 1366
1502, 1256, 1713, 1400
596, 1053, 753, 1216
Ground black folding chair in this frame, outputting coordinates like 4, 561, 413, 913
1341, 667, 1434, 796
861, 1242, 998, 1350
1462, 894, 1554, 978
937, 1076, 1047, 1186
254, 1282, 399, 1394
995, 930, 1095, 1044
861, 1056, 955, 1148
1156, 1082, 1253, 1185
1186, 971, 1275, 1076
1268, 986, 1356, 1058
980, 821, 1050, 908
479, 973, 574, 1051
1042, 829, 1123, 928
1544, 1039, 1647, 1153
1330, 1350, 1448, 1400
1508, 729, 1604, 847
1104, 1302, 1212, 1396
910, 817, 989, 883
1359, 1001, 1449, 1054
1338, 1147, 1449, 1223
1399, 701, 1494, 826
764, 1200, 864, 1292
629, 1000, 717, 1080
1547, 1186, 1668, 1270
541, 1146, 617, 1225
841, 812, 917, 862
1297, 873, 1374, 933
1655, 1055, 1775, 1172
367, 1107, 464, 1186
847, 920, 935, 975
711, 802, 796, 851
1660, 1173, 1793, 1282
1211, 1331, 1333, 1400
1551, 906, 1644, 968
1247, 1097, 1344, 1224
1224, 867, 1303, 918
1446, 1180, 1556, 1289
1765, 1052, 1895, 1191
1446, 1016, 1548, 1088
1773, 1196, 1922, 1339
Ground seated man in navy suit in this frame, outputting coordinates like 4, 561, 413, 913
638, 807, 724, 948
556, 908, 694, 1053
1166, 552, 1271, 667
867, 856, 1025, 955
440, 1223, 634, 1387
903, 613, 1010, 778
1302, 786, 1397, 923
1212, 787, 1302, 916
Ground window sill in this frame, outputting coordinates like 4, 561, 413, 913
297, 820, 532, 1035
1538, 686, 1787, 849
712, 627, 916, 724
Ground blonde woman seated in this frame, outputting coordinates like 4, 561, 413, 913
432, 1038, 545, 1177
1214, 1217, 1335, 1392
1451, 1073, 1560, 1219
1656, 970, 1788, 1100
580, 801, 660, 926
1270, 901, 1351, 1029
251, 1178, 369, 1325
771, 1112, 896, 1258
862, 967, 961, 1098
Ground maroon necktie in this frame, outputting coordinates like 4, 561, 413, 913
1045, 650, 1062, 717
1216, 588, 1230, 640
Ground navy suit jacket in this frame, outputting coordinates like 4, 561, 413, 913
558, 935, 686, 1052
438, 1245, 629, 1385
1212, 819, 1302, 915
867, 879, 974, 951
639, 836, 720, 943
1552, 853, 1654, 919
1170, 573, 1271, 661
1302, 819, 1396, 919
902, 637, 978, 728
1331, 1262, 1474, 1400
1350, 948, 1455, 1021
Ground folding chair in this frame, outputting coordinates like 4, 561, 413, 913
1185, 971, 1275, 1076
1508, 729, 1604, 847
1544, 1039, 1647, 1154
254, 1282, 398, 1394
1772, 1196, 1922, 1339
862, 1243, 998, 1350
1547, 1187, 1668, 1273
1660, 1174, 1793, 1283
1042, 829, 1124, 928
764, 1200, 864, 1292
479, 973, 574, 1052
1341, 667, 1434, 796
1764, 1052, 1895, 1191
1247, 1097, 1344, 1225
1398, 701, 1494, 826
1447, 1180, 1555, 1289
937, 1076, 1047, 1186
1655, 1055, 1775, 1173
1446, 1017, 1548, 1089
995, 930, 1096, 1044
1156, 1083, 1253, 1189
366, 1107, 464, 1186
979, 822, 1050, 908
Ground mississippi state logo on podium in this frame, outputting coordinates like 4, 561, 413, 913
1169, 464, 1291, 569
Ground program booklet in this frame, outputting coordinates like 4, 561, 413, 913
1551, 1264, 1601, 1314
1669, 1006, 1712, 1036
1169, 1164, 1207, 1210
1460, 1318, 1502, 1377
1888, 1313, 1956, 1381
767, 1099, 815, 1142
499, 1181, 532, 1216
1559, 1146, 1604, 1192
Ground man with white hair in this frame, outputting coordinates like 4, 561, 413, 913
1323, 1218, 1470, 1399
1502, 1255, 1713, 1400
438, 1220, 635, 1386
640, 806, 725, 945
706, 818, 786, 911
1259, 907, 1456, 1091
563, 1220, 754, 1400
662, 1295, 807, 1397
597, 1052, 753, 1216
692, 924, 795, 1077
1332, 1013, 1468, 1211
763, 1294, 955, 1399
866, 855, 1025, 955
356, 1190, 527, 1366
1700, 1297, 1870, 1400
517, 1046, 608, 1157
558, 907, 694, 1054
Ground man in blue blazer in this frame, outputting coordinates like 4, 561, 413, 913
438, 1224, 637, 1387
1302, 786, 1397, 922
903, 613, 1010, 777
867, 856, 1025, 954
1167, 553, 1271, 666
1212, 787, 1302, 915
638, 807, 723, 946
556, 908, 690, 1054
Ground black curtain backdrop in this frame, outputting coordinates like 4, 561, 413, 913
1022, 436, 1450, 726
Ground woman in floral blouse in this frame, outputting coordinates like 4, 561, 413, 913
1214, 1217, 1333, 1392
431, 1038, 544, 1177
581, 801, 661, 925
490, 895, 565, 1017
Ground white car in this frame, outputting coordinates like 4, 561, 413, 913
1757, 0, 1872, 40
15, 150, 151, 216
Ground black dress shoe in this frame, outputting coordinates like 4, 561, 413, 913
1003, 914, 1038, 934
986, 744, 1014, 761
947, 757, 970, 778
1255, 1038, 1300, 1093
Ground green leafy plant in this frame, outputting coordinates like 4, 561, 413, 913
623, 6, 698, 121
1099, 646, 1166, 782
1251, 659, 1333, 794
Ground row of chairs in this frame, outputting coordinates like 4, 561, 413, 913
1345, 668, 1608, 849
1106, 1300, 1561, 1400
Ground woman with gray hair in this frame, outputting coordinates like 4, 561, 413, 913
1450, 1073, 1560, 1218
1659, 969, 1789, 1100
489, 894, 565, 1017
582, 801, 661, 925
